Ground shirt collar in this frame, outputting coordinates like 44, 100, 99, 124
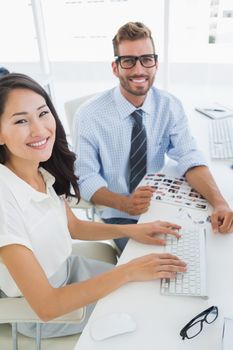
0, 164, 56, 211
113, 85, 153, 120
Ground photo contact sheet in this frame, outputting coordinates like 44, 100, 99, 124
139, 173, 208, 211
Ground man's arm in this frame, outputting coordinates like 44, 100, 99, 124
91, 186, 154, 216
185, 166, 233, 233
163, 96, 233, 233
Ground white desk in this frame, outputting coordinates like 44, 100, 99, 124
74, 108, 233, 350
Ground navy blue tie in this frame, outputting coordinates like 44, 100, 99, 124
129, 109, 147, 193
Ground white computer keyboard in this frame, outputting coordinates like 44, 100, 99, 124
209, 118, 233, 159
160, 227, 207, 298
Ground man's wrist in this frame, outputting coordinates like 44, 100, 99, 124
211, 196, 230, 210
117, 195, 130, 213
92, 188, 130, 213
213, 201, 230, 211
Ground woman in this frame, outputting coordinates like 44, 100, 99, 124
0, 73, 186, 339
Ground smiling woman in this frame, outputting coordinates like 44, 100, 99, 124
0, 73, 79, 198
0, 73, 186, 342
0, 89, 56, 172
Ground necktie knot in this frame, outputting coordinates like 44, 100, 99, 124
131, 109, 143, 127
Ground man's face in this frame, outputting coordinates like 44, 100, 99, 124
112, 38, 158, 105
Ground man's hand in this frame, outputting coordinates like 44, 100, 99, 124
123, 186, 154, 215
210, 205, 233, 233
125, 220, 181, 245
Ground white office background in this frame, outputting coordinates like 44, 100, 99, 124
0, 0, 233, 221
1, 0, 233, 132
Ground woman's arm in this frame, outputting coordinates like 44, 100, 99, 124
0, 244, 186, 322
66, 203, 181, 245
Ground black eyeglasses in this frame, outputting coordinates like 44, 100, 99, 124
115, 54, 158, 69
180, 306, 218, 340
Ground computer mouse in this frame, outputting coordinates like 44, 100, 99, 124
90, 312, 137, 341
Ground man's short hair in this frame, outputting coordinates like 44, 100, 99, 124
112, 22, 155, 56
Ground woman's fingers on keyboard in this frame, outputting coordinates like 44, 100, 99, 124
152, 221, 181, 237
151, 228, 180, 240
158, 271, 179, 279
159, 221, 181, 230
163, 228, 181, 238
158, 253, 183, 260
157, 263, 187, 279
158, 253, 187, 267
159, 264, 187, 272
156, 258, 187, 279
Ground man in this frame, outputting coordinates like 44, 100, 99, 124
74, 22, 233, 251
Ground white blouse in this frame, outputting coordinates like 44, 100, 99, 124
0, 164, 72, 297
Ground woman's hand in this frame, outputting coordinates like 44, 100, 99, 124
125, 220, 181, 245
122, 253, 187, 282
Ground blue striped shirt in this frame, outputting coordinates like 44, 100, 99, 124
74, 86, 207, 219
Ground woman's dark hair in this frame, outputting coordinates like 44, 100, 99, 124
0, 73, 80, 201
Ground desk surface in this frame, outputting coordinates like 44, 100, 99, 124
74, 106, 233, 350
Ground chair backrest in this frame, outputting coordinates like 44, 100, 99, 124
64, 93, 98, 220
64, 94, 95, 142
0, 297, 85, 324
64, 93, 117, 240
0, 296, 85, 350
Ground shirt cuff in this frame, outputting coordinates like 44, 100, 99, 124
176, 151, 208, 177
79, 175, 108, 202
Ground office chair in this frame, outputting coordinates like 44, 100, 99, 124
64, 93, 95, 143
64, 94, 108, 221
0, 242, 118, 350
64, 93, 104, 221
64, 94, 121, 256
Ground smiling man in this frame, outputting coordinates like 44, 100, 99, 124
74, 22, 233, 252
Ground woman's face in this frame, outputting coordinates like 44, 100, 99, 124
0, 88, 56, 167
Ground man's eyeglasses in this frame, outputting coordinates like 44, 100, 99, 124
180, 306, 218, 340
115, 54, 158, 69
